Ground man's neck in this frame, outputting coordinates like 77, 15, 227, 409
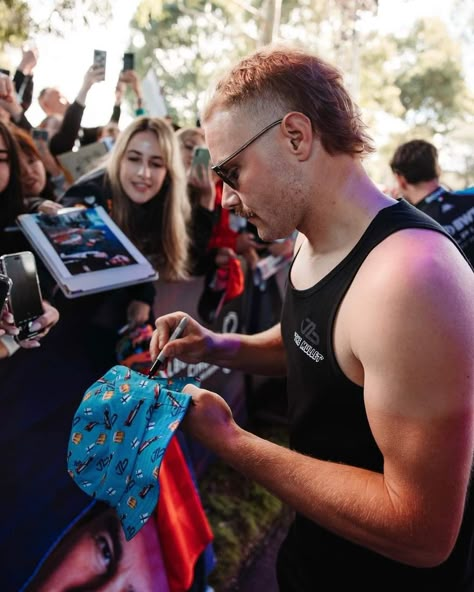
407, 179, 440, 205
302, 156, 393, 256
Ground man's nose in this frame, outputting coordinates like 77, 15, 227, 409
221, 183, 240, 210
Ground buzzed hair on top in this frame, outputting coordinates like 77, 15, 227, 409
202, 44, 374, 158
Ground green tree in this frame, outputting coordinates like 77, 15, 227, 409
279, 0, 378, 78
128, 3, 472, 156
359, 17, 473, 185
130, 0, 257, 125
130, 0, 380, 125
451, 0, 474, 45
30, 0, 113, 36
0, 0, 30, 50
0, 0, 113, 53
359, 32, 403, 118
393, 18, 468, 133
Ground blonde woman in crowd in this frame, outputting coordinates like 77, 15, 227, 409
61, 116, 191, 370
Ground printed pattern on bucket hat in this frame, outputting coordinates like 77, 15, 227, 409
67, 364, 198, 540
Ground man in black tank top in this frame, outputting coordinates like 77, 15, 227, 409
151, 46, 474, 590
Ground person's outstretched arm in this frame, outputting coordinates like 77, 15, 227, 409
49, 64, 104, 155
14, 46, 38, 111
0, 72, 33, 131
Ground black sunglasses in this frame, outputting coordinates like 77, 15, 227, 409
211, 118, 283, 189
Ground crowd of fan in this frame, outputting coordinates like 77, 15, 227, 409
0, 45, 296, 365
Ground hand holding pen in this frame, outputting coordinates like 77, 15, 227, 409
148, 315, 189, 378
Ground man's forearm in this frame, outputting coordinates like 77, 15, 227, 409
210, 323, 287, 376
213, 426, 452, 569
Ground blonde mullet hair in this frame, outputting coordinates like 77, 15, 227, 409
203, 44, 374, 158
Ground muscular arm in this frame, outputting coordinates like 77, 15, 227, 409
184, 230, 474, 567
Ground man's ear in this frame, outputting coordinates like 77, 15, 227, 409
281, 112, 313, 161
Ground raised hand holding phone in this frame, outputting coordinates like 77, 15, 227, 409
122, 52, 135, 72
93, 49, 107, 81
190, 146, 211, 181
0, 72, 15, 103
188, 146, 216, 209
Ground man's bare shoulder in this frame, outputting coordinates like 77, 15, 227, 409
349, 227, 474, 415
351, 227, 473, 367
360, 227, 473, 298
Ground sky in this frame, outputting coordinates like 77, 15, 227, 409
377, 0, 453, 30
4, 0, 463, 130
6, 1, 141, 128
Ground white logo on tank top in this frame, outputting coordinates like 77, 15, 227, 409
294, 318, 324, 363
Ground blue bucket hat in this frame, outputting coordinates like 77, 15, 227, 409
67, 365, 198, 540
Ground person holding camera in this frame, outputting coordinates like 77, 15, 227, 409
0, 300, 59, 358
0, 69, 33, 132
13, 44, 39, 112
96, 69, 145, 150
0, 120, 59, 357
38, 62, 112, 156
175, 126, 220, 276
0, 44, 38, 131
10, 126, 64, 211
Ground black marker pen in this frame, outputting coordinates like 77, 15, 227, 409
148, 316, 189, 378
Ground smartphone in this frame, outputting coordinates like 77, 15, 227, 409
122, 52, 135, 71
191, 146, 211, 180
32, 128, 49, 142
0, 273, 12, 314
0, 252, 44, 341
93, 49, 107, 81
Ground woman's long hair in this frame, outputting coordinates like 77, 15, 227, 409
106, 117, 191, 281
10, 126, 56, 200
0, 121, 26, 229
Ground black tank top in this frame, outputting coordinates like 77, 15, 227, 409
277, 199, 473, 590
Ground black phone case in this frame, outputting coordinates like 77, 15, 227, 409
93, 50, 107, 80
16, 320, 42, 342
0, 275, 11, 310
1, 253, 43, 340
123, 53, 135, 71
